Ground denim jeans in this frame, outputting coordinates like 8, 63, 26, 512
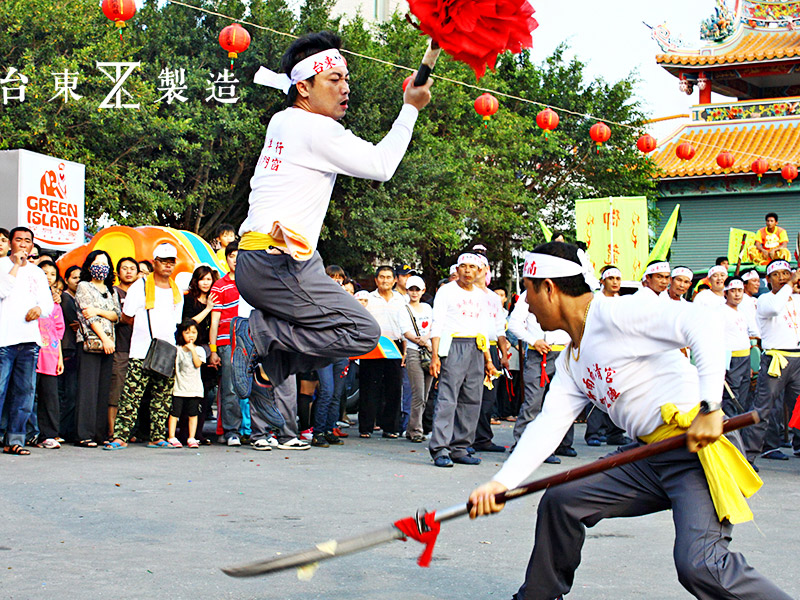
315, 358, 349, 434
0, 343, 40, 447
217, 344, 242, 439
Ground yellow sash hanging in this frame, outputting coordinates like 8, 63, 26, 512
639, 404, 762, 524
764, 349, 800, 377
144, 273, 182, 310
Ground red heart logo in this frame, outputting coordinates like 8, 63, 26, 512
421, 321, 429, 329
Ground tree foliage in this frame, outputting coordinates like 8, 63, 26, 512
0, 0, 658, 289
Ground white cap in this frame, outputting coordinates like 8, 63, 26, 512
406, 275, 426, 290
153, 242, 178, 260
354, 290, 369, 300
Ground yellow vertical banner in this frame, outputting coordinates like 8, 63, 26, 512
574, 196, 649, 280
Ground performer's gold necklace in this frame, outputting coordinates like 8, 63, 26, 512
570, 299, 592, 362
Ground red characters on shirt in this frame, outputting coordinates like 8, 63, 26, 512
583, 363, 619, 409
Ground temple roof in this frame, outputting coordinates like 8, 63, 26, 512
656, 29, 800, 67
655, 0, 800, 73
651, 115, 800, 178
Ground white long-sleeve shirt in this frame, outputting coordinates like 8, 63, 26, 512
240, 105, 419, 254
493, 295, 726, 490
0, 257, 54, 348
430, 281, 489, 355
722, 305, 758, 354
693, 289, 726, 308
756, 284, 800, 350
739, 294, 760, 338
482, 288, 506, 342
508, 291, 570, 347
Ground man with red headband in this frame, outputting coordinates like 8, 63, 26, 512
468, 242, 788, 600
234, 31, 432, 390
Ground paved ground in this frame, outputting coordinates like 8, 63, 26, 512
3, 421, 799, 600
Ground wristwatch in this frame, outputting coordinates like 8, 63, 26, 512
699, 400, 722, 414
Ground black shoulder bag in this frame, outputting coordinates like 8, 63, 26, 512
142, 309, 177, 378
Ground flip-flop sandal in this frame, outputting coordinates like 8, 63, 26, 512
4, 444, 30, 455
359, 433, 371, 438
103, 442, 126, 451
147, 440, 170, 448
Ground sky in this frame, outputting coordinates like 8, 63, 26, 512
526, 0, 726, 130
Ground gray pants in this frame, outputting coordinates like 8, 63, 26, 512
273, 376, 298, 442
428, 339, 484, 459
474, 345, 500, 448
514, 350, 574, 449
723, 354, 751, 417
237, 250, 380, 385
405, 348, 433, 439
743, 352, 800, 461
249, 377, 293, 442
514, 444, 792, 600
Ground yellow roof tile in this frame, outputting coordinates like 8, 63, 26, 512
656, 30, 800, 66
651, 120, 800, 178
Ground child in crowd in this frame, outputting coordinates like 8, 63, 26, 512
167, 319, 206, 448
36, 261, 65, 449
213, 223, 237, 271
355, 290, 369, 307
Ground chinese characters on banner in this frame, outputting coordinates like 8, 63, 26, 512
574, 196, 649, 281
0, 63, 240, 107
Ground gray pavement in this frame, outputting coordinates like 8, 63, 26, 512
3, 421, 799, 600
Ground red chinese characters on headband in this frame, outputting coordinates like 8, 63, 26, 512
313, 61, 325, 74
523, 260, 536, 277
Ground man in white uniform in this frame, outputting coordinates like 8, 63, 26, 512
721, 277, 758, 417
744, 259, 800, 462
235, 31, 432, 388
469, 242, 787, 600
663, 266, 693, 301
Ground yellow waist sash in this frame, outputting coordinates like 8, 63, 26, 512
731, 349, 750, 358
639, 404, 762, 524
764, 349, 800, 377
527, 344, 566, 352
452, 334, 489, 353
240, 224, 313, 261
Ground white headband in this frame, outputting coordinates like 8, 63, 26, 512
523, 249, 600, 290
671, 267, 693, 279
741, 270, 759, 282
708, 265, 727, 278
449, 265, 457, 275
644, 262, 670, 276
767, 260, 791, 275
601, 268, 622, 280
457, 253, 484, 267
724, 279, 744, 291
254, 49, 347, 94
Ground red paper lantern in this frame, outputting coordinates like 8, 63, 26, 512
716, 151, 734, 170
102, 0, 136, 39
536, 108, 559, 139
781, 163, 798, 183
219, 23, 251, 69
751, 158, 769, 180
675, 142, 696, 161
589, 122, 611, 153
474, 93, 499, 128
636, 134, 657, 153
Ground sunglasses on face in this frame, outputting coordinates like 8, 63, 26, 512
28, 255, 39, 261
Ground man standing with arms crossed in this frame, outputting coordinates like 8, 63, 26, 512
236, 31, 432, 390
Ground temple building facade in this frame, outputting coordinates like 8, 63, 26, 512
650, 0, 800, 269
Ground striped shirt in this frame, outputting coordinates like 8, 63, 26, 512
211, 273, 239, 346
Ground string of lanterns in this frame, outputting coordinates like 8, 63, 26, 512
99, 1, 800, 179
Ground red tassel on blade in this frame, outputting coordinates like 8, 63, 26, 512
393, 511, 441, 567
540, 355, 549, 387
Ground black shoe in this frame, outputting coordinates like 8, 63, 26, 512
452, 454, 481, 465
466, 446, 476, 455
324, 432, 343, 445
749, 460, 759, 473
544, 454, 561, 464
434, 455, 454, 468
761, 449, 789, 460
606, 435, 633, 445
554, 446, 577, 457
311, 435, 329, 448
586, 439, 602, 447
473, 443, 506, 453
